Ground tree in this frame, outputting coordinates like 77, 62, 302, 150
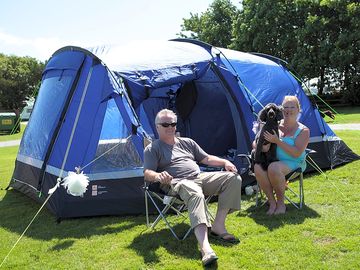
0, 53, 44, 115
231, 0, 359, 101
178, 0, 239, 48
329, 1, 360, 103
231, 0, 304, 59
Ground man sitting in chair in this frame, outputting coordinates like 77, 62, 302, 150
144, 109, 242, 266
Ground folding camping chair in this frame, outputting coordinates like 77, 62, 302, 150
238, 149, 315, 209
144, 181, 214, 240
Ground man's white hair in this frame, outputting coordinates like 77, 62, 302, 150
155, 109, 177, 124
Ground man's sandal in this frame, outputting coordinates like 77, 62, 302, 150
202, 251, 218, 266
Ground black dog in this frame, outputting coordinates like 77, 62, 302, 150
252, 103, 283, 170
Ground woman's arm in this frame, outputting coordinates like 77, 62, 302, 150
264, 127, 310, 158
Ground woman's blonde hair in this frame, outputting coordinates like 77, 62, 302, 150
282, 95, 301, 111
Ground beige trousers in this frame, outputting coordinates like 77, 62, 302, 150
171, 171, 242, 229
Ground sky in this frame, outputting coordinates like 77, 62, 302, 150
0, 0, 226, 62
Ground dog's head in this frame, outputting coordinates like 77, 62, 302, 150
258, 103, 283, 123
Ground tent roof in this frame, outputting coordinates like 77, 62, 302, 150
89, 40, 212, 72
217, 47, 280, 66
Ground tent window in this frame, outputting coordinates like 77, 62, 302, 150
90, 99, 142, 173
19, 71, 73, 160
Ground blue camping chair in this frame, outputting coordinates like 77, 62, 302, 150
238, 149, 315, 209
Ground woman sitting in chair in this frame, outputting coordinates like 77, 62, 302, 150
254, 95, 310, 215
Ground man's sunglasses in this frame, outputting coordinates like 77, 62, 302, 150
157, 122, 177, 128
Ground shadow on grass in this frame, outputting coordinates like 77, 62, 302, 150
49, 240, 75, 251
239, 203, 321, 230
128, 223, 199, 264
0, 189, 143, 250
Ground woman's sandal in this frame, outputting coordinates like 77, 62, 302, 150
209, 231, 240, 244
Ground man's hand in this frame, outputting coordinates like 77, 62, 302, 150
224, 160, 238, 173
156, 171, 173, 185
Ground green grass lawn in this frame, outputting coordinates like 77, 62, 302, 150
0, 130, 359, 269
323, 106, 360, 124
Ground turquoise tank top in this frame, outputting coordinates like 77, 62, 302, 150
276, 127, 306, 171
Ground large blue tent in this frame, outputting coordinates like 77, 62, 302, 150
9, 39, 358, 219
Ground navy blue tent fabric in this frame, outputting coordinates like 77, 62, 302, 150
10, 40, 359, 219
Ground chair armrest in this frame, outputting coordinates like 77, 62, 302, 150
305, 148, 316, 155
237, 154, 252, 166
199, 164, 224, 172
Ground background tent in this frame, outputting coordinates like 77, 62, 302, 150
9, 39, 359, 219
